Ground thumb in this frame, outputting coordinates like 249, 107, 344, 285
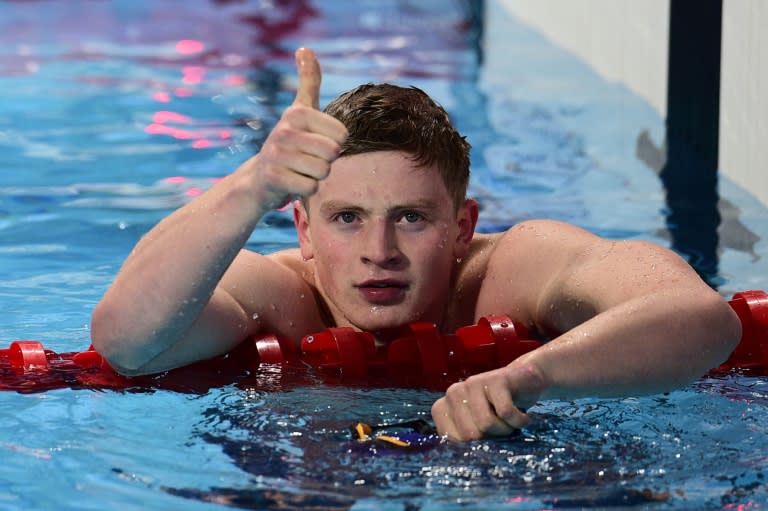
293, 47, 321, 109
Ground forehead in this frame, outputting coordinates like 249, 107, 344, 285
309, 151, 452, 210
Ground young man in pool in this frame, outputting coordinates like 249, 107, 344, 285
91, 48, 741, 441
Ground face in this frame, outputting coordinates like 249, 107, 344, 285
294, 151, 477, 332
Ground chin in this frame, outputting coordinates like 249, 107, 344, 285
352, 307, 425, 332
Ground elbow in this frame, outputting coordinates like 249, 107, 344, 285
90, 301, 147, 376
704, 293, 743, 367
725, 304, 743, 354
90, 300, 117, 361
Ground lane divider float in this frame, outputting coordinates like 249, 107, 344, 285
1, 291, 766, 393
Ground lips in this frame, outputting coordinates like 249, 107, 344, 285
356, 279, 408, 304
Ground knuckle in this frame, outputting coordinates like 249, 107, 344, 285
281, 105, 302, 122
430, 399, 444, 418
271, 125, 296, 144
261, 142, 281, 160
328, 141, 343, 158
445, 381, 466, 401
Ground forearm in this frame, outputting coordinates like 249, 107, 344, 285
91, 158, 267, 367
519, 287, 742, 400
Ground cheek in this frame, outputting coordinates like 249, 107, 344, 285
312, 231, 352, 286
313, 231, 353, 263
411, 235, 456, 276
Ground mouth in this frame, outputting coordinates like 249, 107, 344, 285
356, 279, 408, 305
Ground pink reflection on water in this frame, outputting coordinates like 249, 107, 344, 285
145, 108, 232, 149
145, 123, 196, 140
174, 87, 194, 97
175, 39, 205, 55
153, 111, 192, 124
182, 66, 206, 84
152, 91, 171, 103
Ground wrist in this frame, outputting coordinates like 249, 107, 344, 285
234, 154, 294, 216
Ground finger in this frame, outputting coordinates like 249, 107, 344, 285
439, 383, 485, 440
284, 151, 333, 182
439, 376, 527, 440
463, 381, 520, 437
261, 160, 324, 199
293, 47, 321, 109
431, 398, 463, 441
482, 381, 530, 431
279, 108, 348, 146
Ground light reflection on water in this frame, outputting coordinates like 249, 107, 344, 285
1, 1, 767, 510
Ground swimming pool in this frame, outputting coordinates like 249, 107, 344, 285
2, 0, 768, 509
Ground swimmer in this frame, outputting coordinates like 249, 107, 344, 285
91, 48, 741, 441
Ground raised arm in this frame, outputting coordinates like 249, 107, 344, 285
433, 219, 741, 440
91, 48, 347, 375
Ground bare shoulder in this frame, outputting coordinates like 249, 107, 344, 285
474, 219, 616, 330
475, 219, 712, 334
269, 248, 316, 281
490, 218, 698, 283
495, 219, 602, 251
484, 219, 636, 275
220, 248, 326, 339
474, 219, 597, 276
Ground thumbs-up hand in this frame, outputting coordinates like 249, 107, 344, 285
246, 47, 348, 210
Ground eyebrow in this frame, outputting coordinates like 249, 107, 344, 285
318, 199, 441, 215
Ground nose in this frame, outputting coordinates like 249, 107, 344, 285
360, 218, 402, 267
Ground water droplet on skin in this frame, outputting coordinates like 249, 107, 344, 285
270, 304, 277, 311
252, 313, 259, 320
306, 335, 314, 343
289, 320, 295, 327
300, 293, 305, 299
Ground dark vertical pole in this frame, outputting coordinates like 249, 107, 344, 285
660, 0, 722, 284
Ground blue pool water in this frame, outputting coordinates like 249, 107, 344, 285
2, 1, 768, 509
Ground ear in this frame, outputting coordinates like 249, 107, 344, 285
454, 198, 479, 259
293, 200, 314, 260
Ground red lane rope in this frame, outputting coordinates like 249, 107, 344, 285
1, 291, 766, 394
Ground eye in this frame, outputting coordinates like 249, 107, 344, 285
400, 211, 424, 223
334, 211, 358, 224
